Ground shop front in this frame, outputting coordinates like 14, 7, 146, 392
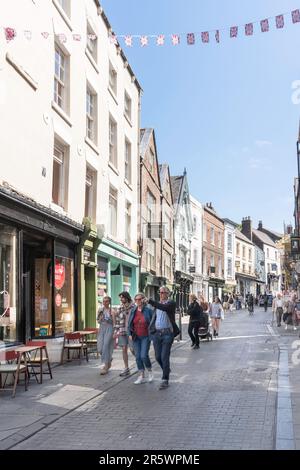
174, 270, 194, 314
208, 277, 225, 303
0, 186, 83, 354
97, 238, 139, 307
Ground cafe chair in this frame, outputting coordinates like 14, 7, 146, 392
25, 341, 53, 383
83, 327, 99, 357
61, 332, 88, 364
0, 350, 28, 398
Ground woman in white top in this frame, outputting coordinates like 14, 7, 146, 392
209, 297, 224, 337
272, 293, 284, 327
97, 296, 115, 375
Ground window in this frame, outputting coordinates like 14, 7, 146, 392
54, 46, 67, 110
148, 148, 154, 173
125, 138, 132, 183
86, 86, 97, 143
125, 201, 131, 246
203, 223, 207, 242
109, 116, 117, 167
227, 258, 232, 278
180, 250, 187, 272
193, 249, 198, 268
248, 266, 251, 274
109, 62, 117, 96
86, 23, 97, 62
165, 213, 171, 241
147, 191, 156, 223
218, 256, 222, 277
236, 242, 240, 256
267, 248, 270, 258
248, 248, 252, 261
57, 0, 70, 16
218, 232, 222, 248
210, 254, 214, 267
124, 91, 132, 121
147, 239, 156, 271
52, 142, 68, 208
203, 251, 207, 274
267, 263, 270, 273
109, 186, 118, 237
164, 253, 172, 280
54, 245, 74, 336
243, 263, 246, 273
227, 233, 232, 252
242, 246, 246, 259
210, 227, 214, 244
193, 216, 197, 233
84, 167, 96, 221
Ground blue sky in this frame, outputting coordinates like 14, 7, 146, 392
101, 0, 300, 232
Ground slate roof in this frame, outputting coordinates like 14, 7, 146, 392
140, 128, 153, 159
235, 229, 253, 244
170, 176, 183, 204
252, 229, 277, 248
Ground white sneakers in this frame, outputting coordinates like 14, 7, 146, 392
134, 371, 154, 384
285, 324, 288, 330
294, 326, 297, 331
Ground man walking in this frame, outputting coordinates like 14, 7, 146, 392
148, 287, 179, 390
272, 293, 284, 327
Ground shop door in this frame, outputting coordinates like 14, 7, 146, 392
85, 266, 96, 328
22, 272, 32, 341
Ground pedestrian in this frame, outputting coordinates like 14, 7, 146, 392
248, 293, 254, 315
223, 293, 229, 314
187, 294, 203, 349
114, 291, 134, 377
209, 296, 224, 337
97, 296, 115, 375
272, 293, 284, 327
228, 294, 234, 312
284, 294, 297, 331
199, 295, 209, 313
127, 292, 154, 384
263, 293, 268, 312
148, 286, 179, 390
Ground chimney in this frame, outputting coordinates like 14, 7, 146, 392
258, 220, 263, 230
241, 216, 252, 241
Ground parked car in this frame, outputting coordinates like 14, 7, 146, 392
259, 294, 273, 307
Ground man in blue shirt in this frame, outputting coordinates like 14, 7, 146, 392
148, 287, 179, 390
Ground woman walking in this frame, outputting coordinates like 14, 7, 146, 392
209, 296, 224, 337
187, 294, 203, 349
97, 296, 115, 375
128, 293, 154, 384
115, 291, 134, 377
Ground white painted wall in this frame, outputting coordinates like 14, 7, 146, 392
224, 221, 236, 287
190, 195, 203, 295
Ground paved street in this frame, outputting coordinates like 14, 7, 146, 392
0, 307, 297, 450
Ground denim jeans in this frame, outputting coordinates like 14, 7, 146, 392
133, 336, 151, 371
188, 321, 200, 346
152, 330, 174, 381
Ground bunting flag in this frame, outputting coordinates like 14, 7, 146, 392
87, 34, 97, 41
73, 33, 81, 41
24, 30, 32, 40
156, 34, 165, 46
292, 9, 300, 23
187, 33, 195, 45
4, 27, 16, 42
260, 19, 269, 32
201, 31, 209, 43
140, 35, 148, 47
171, 34, 180, 45
230, 26, 238, 38
215, 30, 220, 43
124, 35, 133, 46
109, 33, 117, 44
276, 15, 284, 29
41, 32, 49, 39
245, 23, 254, 36
58, 33, 67, 43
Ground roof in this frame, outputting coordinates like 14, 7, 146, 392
252, 229, 277, 248
204, 204, 224, 223
140, 128, 153, 159
235, 229, 253, 244
170, 176, 183, 204
159, 164, 168, 185
223, 218, 239, 228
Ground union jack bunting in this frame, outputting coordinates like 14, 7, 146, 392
171, 34, 180, 45
201, 31, 209, 43
260, 19, 269, 32
124, 35, 133, 47
187, 33, 195, 45
73, 34, 81, 41
88, 34, 97, 41
215, 30, 220, 43
140, 35, 148, 47
4, 27, 16, 42
292, 9, 300, 23
156, 34, 165, 46
230, 26, 238, 38
276, 15, 284, 29
58, 33, 67, 43
23, 30, 32, 40
41, 32, 49, 39
245, 23, 254, 36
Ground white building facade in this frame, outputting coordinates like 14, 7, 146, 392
190, 196, 203, 297
0, 0, 141, 356
223, 219, 236, 293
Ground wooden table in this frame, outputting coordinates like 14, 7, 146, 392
15, 345, 43, 384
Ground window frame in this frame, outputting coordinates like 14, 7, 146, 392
109, 186, 118, 237
124, 91, 132, 121
109, 62, 117, 96
124, 138, 132, 184
86, 23, 97, 62
109, 115, 118, 168
86, 85, 97, 144
52, 143, 66, 208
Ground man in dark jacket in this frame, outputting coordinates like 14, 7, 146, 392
187, 294, 203, 349
148, 287, 179, 390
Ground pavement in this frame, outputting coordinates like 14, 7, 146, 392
0, 307, 299, 450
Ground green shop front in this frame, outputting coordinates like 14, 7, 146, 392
97, 239, 139, 307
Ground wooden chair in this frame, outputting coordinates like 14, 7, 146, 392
83, 327, 99, 357
25, 341, 53, 383
0, 350, 28, 398
61, 332, 88, 364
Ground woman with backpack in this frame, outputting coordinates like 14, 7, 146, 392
209, 297, 224, 337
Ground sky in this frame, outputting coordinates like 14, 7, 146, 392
101, 0, 300, 232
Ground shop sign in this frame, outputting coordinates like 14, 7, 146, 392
114, 250, 125, 260
83, 249, 91, 262
55, 293, 62, 307
55, 262, 65, 290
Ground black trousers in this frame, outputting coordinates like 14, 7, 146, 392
188, 321, 200, 346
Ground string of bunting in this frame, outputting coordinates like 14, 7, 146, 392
2, 8, 300, 46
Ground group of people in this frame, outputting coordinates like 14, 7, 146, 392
96, 287, 178, 390
272, 292, 299, 330
187, 294, 224, 348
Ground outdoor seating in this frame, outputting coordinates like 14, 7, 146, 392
61, 332, 88, 364
0, 350, 28, 398
83, 327, 99, 357
24, 341, 53, 383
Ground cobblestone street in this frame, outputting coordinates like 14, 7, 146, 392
3, 307, 297, 450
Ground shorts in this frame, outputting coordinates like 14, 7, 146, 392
118, 334, 129, 347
